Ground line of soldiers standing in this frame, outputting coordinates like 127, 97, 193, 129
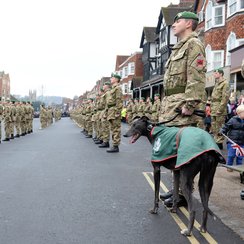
71, 73, 123, 153
0, 98, 34, 143
39, 105, 62, 130
126, 93, 161, 124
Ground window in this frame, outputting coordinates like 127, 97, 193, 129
228, 0, 237, 16
214, 6, 224, 26
124, 84, 128, 94
205, 45, 212, 71
198, 10, 204, 23
227, 0, 244, 17
212, 51, 224, 70
205, 1, 225, 30
226, 32, 237, 66
124, 66, 128, 77
128, 62, 135, 75
205, 1, 212, 30
205, 45, 224, 71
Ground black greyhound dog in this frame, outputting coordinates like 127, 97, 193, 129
124, 116, 225, 236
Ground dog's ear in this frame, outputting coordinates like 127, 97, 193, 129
132, 116, 140, 121
141, 116, 149, 122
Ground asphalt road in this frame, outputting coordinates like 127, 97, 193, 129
0, 118, 243, 244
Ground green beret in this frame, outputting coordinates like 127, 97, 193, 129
214, 68, 224, 75
88, 97, 94, 101
174, 11, 199, 22
140, 97, 145, 101
134, 98, 139, 100
100, 88, 104, 92
104, 81, 111, 86
111, 73, 121, 80
154, 93, 160, 97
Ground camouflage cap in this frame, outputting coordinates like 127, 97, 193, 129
111, 72, 121, 80
174, 11, 199, 22
214, 68, 224, 75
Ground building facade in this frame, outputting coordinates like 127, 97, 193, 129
114, 53, 143, 103
0, 71, 10, 101
194, 0, 244, 97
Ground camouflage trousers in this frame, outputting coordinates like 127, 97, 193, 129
127, 112, 133, 124
101, 119, 110, 142
109, 117, 121, 146
211, 115, 226, 144
96, 120, 102, 139
15, 120, 21, 135
0, 120, 1, 140
86, 119, 93, 136
4, 122, 11, 139
40, 118, 47, 129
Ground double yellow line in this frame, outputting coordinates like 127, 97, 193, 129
143, 172, 218, 244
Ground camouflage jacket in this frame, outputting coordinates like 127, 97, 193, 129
106, 83, 123, 120
151, 99, 161, 122
159, 32, 207, 126
137, 102, 145, 117
211, 77, 230, 116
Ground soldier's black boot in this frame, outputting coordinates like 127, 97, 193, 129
106, 145, 119, 153
15, 134, 20, 138
99, 142, 109, 148
85, 134, 92, 138
95, 139, 103, 144
10, 134, 14, 139
217, 143, 223, 150
160, 190, 173, 201
3, 138, 10, 141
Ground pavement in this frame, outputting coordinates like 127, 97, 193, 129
0, 118, 243, 243
194, 143, 244, 240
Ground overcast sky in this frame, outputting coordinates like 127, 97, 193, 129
0, 0, 179, 98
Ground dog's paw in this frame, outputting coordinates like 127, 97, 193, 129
181, 229, 192, 236
149, 207, 158, 214
170, 207, 177, 213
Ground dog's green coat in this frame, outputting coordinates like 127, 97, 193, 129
151, 125, 223, 168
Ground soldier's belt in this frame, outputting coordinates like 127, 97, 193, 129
164, 87, 185, 96
152, 111, 157, 113
107, 104, 116, 108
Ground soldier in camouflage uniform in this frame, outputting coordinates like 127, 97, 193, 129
151, 94, 161, 123
157, 11, 207, 207
85, 98, 93, 138
126, 98, 134, 124
144, 97, 152, 120
211, 68, 230, 149
0, 97, 3, 143
39, 104, 47, 130
3, 100, 11, 141
94, 89, 104, 144
10, 101, 16, 139
15, 102, 21, 137
137, 97, 145, 117
159, 12, 207, 127
98, 82, 111, 148
106, 73, 123, 153
132, 98, 138, 119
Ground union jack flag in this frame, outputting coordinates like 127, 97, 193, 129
222, 134, 244, 157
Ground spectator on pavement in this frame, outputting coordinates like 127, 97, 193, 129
221, 104, 244, 171
204, 99, 211, 132
226, 97, 237, 122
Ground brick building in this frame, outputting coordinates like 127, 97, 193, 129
194, 0, 244, 97
114, 52, 143, 103
0, 71, 10, 101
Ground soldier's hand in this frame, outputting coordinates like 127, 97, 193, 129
181, 106, 194, 116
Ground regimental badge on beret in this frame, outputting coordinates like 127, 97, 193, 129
174, 11, 199, 22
